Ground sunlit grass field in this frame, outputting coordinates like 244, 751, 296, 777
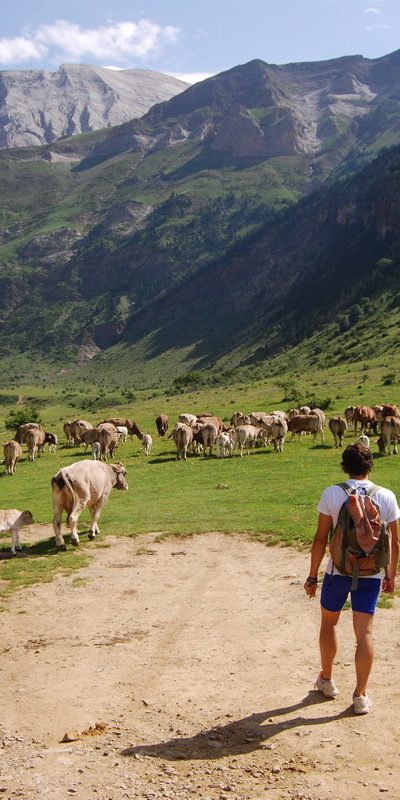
0, 365, 399, 598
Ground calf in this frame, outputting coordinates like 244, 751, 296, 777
141, 433, 153, 456
0, 509, 34, 554
3, 440, 22, 474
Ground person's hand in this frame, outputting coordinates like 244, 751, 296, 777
382, 576, 395, 594
304, 578, 318, 597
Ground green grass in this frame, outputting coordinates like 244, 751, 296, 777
0, 371, 399, 598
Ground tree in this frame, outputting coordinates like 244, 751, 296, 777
5, 405, 42, 431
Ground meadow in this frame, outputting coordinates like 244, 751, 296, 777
0, 363, 399, 600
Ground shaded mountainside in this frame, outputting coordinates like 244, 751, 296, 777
1, 52, 400, 382
0, 64, 188, 148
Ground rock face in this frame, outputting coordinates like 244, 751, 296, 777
0, 63, 188, 148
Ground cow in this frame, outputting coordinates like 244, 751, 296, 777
15, 422, 42, 444
24, 428, 46, 461
141, 434, 153, 456
250, 412, 274, 428
96, 423, 118, 460
353, 406, 377, 435
172, 423, 193, 460
63, 421, 74, 445
377, 417, 400, 455
233, 424, 263, 457
376, 404, 400, 421
270, 418, 288, 452
311, 408, 326, 427
215, 431, 234, 458
287, 414, 324, 443
51, 460, 128, 548
287, 409, 300, 420
329, 416, 348, 448
3, 440, 22, 475
44, 432, 58, 452
0, 509, 34, 554
115, 426, 128, 443
155, 414, 169, 437
230, 411, 250, 427
101, 418, 143, 439
91, 441, 101, 460
178, 413, 198, 427
299, 406, 312, 415
344, 406, 355, 428
193, 422, 218, 457
69, 419, 93, 445
196, 415, 224, 433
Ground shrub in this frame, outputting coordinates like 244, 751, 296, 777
5, 405, 42, 431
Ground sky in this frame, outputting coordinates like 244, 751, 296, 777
0, 0, 399, 83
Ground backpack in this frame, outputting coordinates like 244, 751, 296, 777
329, 482, 391, 590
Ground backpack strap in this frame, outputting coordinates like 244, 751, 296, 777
367, 484, 381, 498
336, 481, 354, 495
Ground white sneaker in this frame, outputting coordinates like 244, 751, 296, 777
353, 694, 372, 714
314, 672, 339, 698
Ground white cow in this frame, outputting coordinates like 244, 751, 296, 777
51, 460, 128, 548
0, 509, 34, 554
216, 431, 234, 458
141, 433, 153, 456
172, 423, 193, 460
233, 424, 263, 457
115, 425, 129, 443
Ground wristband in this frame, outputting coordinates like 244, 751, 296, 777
306, 577, 318, 584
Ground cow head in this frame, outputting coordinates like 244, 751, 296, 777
110, 462, 128, 490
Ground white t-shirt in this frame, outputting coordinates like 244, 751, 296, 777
318, 479, 400, 578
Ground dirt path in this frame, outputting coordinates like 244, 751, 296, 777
0, 530, 399, 800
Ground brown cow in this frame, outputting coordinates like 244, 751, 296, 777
3, 440, 22, 474
24, 428, 46, 461
51, 460, 128, 548
328, 416, 348, 448
377, 417, 400, 455
69, 419, 93, 445
101, 418, 143, 439
15, 422, 42, 444
353, 406, 377, 435
155, 414, 169, 437
287, 414, 324, 443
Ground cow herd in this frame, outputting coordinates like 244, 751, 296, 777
0, 401, 399, 555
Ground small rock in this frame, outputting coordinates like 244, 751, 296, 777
61, 732, 80, 743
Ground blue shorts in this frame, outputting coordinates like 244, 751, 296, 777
321, 573, 381, 615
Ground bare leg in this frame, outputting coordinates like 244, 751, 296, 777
319, 607, 341, 679
352, 611, 374, 696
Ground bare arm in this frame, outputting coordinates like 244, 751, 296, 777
304, 513, 332, 598
381, 520, 399, 594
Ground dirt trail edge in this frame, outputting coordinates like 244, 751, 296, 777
0, 531, 399, 800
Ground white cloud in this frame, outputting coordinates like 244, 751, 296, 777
0, 19, 180, 67
364, 7, 383, 13
366, 23, 390, 29
169, 71, 213, 85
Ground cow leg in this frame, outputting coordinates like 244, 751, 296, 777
66, 511, 81, 545
52, 510, 66, 549
88, 496, 107, 539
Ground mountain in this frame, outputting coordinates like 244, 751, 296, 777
0, 51, 400, 385
0, 64, 188, 148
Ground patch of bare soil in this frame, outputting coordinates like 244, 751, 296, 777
0, 530, 399, 800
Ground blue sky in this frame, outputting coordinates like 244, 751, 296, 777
1, 0, 399, 82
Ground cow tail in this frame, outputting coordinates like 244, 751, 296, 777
57, 469, 78, 521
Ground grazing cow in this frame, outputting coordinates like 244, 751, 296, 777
344, 406, 355, 428
44, 432, 58, 452
270, 418, 288, 452
178, 413, 198, 427
197, 415, 224, 433
329, 416, 348, 448
377, 417, 400, 455
80, 428, 102, 450
51, 460, 128, 548
141, 434, 153, 456
233, 424, 263, 457
215, 431, 234, 458
172, 423, 193, 460
3, 440, 22, 475
287, 414, 324, 443
24, 428, 46, 461
101, 418, 143, 439
69, 419, 93, 445
358, 434, 370, 448
353, 406, 377, 435
0, 509, 34, 554
155, 414, 169, 437
15, 422, 42, 444
230, 411, 250, 427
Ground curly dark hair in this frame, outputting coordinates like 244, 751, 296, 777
341, 443, 373, 476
